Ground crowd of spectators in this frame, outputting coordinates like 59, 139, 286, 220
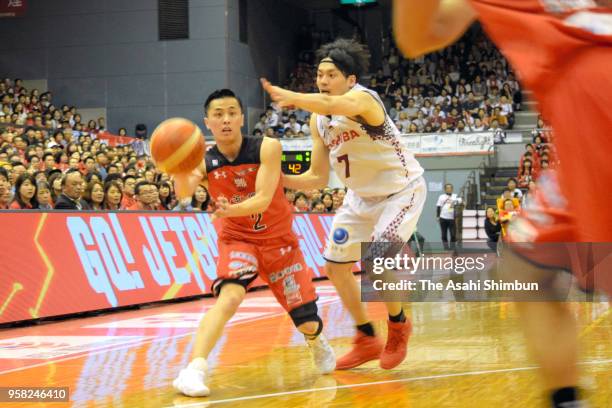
0, 76, 347, 212
484, 124, 555, 247
262, 25, 522, 139
0, 25, 530, 213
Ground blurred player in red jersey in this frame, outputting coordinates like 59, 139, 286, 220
171, 89, 335, 397
394, 1, 611, 407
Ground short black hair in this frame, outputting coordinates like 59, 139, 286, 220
135, 180, 151, 195
315, 38, 370, 79
105, 173, 122, 184
204, 89, 243, 115
0, 167, 8, 181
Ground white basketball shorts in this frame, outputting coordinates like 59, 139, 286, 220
323, 176, 427, 263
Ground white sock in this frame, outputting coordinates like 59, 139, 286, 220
187, 357, 207, 372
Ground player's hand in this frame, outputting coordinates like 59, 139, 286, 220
260, 78, 296, 109
211, 197, 232, 221
173, 168, 203, 200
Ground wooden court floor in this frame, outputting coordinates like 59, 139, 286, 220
0, 282, 610, 408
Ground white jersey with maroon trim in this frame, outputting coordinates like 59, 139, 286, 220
316, 83, 423, 198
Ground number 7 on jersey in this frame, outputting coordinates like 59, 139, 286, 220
337, 154, 350, 178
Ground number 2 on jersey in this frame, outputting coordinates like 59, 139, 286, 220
251, 213, 267, 231
337, 154, 350, 178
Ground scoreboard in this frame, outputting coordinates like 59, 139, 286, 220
281, 151, 311, 175
340, 0, 377, 5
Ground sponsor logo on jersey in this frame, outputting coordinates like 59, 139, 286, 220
229, 261, 247, 270
332, 227, 349, 245
269, 262, 303, 283
228, 265, 257, 279
212, 159, 219, 166
325, 130, 360, 149
234, 177, 247, 190
214, 171, 227, 179
540, 0, 598, 14
283, 275, 302, 305
230, 251, 258, 264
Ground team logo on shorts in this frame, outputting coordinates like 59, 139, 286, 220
229, 261, 246, 270
333, 227, 349, 245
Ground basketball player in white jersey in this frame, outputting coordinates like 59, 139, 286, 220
262, 38, 427, 370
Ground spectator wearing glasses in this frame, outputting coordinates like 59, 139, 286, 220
128, 181, 158, 211
121, 175, 137, 209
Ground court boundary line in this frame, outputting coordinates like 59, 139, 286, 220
168, 359, 612, 407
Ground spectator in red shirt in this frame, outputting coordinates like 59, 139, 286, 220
0, 167, 10, 209
321, 192, 333, 212
127, 181, 158, 211
42, 153, 56, 171
10, 173, 38, 209
518, 158, 534, 188
103, 181, 123, 210
83, 180, 105, 210
293, 192, 309, 212
121, 175, 137, 209
158, 181, 173, 210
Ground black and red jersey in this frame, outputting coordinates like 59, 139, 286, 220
205, 136, 293, 240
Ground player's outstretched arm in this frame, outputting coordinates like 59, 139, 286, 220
261, 78, 382, 123
393, 0, 477, 58
284, 114, 330, 190
213, 137, 281, 218
173, 160, 208, 200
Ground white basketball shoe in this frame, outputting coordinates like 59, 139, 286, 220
173, 358, 210, 397
306, 333, 336, 374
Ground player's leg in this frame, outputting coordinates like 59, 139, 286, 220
372, 177, 427, 369
504, 249, 582, 407
173, 282, 247, 397
191, 282, 247, 361
504, 172, 591, 407
324, 261, 368, 325
323, 196, 384, 369
291, 301, 336, 374
173, 240, 258, 397
259, 236, 335, 373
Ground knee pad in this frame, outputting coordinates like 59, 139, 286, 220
289, 301, 323, 335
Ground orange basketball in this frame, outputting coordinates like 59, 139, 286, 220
150, 118, 205, 174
